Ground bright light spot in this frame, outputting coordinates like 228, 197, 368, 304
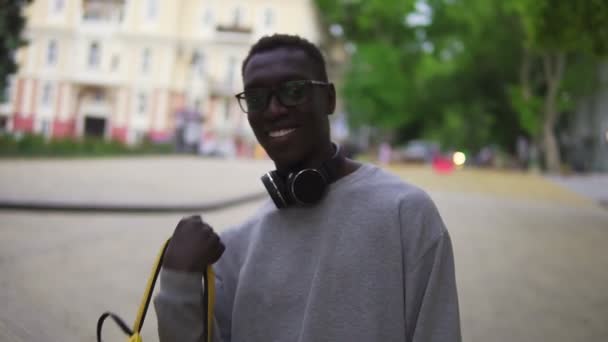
405, 13, 430, 27
415, 0, 433, 15
344, 42, 357, 55
605, 129, 608, 143
330, 24, 343, 37
422, 41, 434, 53
440, 49, 454, 61
453, 151, 466, 166
405, 0, 432, 27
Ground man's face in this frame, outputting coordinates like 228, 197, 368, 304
242, 47, 334, 170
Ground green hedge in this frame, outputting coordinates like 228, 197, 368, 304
0, 133, 173, 157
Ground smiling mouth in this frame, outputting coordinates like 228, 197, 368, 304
268, 128, 296, 138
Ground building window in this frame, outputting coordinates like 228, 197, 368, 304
82, 0, 126, 22
111, 55, 120, 71
47, 40, 58, 66
52, 0, 65, 13
0, 117, 7, 132
41, 119, 51, 137
41, 83, 54, 107
224, 98, 231, 122
146, 0, 158, 20
88, 42, 101, 68
135, 130, 145, 144
191, 51, 205, 78
202, 9, 213, 27
137, 93, 148, 115
232, 7, 243, 27
264, 8, 274, 28
1, 85, 7, 103
141, 48, 152, 74
118, 6, 125, 22
225, 56, 237, 87
94, 89, 105, 101
1, 77, 13, 103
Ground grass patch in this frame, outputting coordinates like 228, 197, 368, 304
0, 134, 173, 158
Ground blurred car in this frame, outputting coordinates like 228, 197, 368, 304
394, 140, 439, 164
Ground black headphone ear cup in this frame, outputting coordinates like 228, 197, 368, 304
285, 172, 296, 197
261, 171, 289, 209
287, 169, 328, 206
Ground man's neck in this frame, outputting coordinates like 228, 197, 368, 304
275, 142, 335, 175
275, 143, 361, 180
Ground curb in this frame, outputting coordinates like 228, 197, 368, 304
0, 192, 267, 214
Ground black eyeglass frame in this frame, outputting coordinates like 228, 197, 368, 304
234, 80, 331, 114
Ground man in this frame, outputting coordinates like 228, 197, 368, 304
154, 34, 461, 342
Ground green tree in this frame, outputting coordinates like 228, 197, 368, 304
317, 0, 419, 132
316, 0, 526, 154
419, 0, 524, 151
509, 0, 608, 173
0, 0, 31, 102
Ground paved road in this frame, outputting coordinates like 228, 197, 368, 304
0, 157, 274, 205
1, 158, 607, 342
548, 174, 608, 205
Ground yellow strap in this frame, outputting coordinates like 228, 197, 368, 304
128, 332, 142, 342
206, 266, 215, 342
132, 239, 170, 333
129, 238, 215, 342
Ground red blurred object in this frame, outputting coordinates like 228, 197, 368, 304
432, 155, 455, 174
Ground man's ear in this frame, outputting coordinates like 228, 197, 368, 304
327, 83, 336, 115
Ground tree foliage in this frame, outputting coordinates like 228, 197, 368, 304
509, 0, 608, 172
316, 0, 608, 168
0, 0, 31, 102
317, 0, 525, 153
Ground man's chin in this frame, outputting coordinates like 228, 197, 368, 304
268, 151, 302, 172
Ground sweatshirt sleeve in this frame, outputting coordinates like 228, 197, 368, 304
405, 231, 461, 342
154, 268, 224, 342
399, 189, 461, 342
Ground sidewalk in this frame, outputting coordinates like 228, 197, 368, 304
547, 173, 608, 207
388, 165, 596, 208
0, 156, 274, 210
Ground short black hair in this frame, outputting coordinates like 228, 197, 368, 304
241, 34, 328, 81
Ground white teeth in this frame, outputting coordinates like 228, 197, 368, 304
269, 128, 296, 138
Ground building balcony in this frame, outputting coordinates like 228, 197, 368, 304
69, 65, 122, 87
79, 0, 124, 35
78, 17, 121, 35
214, 24, 252, 44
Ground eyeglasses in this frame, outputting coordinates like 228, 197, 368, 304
235, 80, 330, 114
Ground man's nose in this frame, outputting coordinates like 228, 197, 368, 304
265, 94, 288, 118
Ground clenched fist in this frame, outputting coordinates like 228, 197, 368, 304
163, 215, 225, 273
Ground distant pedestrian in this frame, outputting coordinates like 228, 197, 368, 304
378, 142, 392, 165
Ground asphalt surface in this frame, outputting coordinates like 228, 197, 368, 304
1, 158, 607, 342
548, 174, 608, 207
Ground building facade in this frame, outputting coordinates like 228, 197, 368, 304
0, 0, 322, 156
563, 64, 608, 172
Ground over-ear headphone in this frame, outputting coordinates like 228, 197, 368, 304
261, 144, 345, 209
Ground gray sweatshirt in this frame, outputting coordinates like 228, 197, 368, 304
155, 163, 461, 342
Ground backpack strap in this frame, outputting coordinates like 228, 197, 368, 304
97, 238, 215, 342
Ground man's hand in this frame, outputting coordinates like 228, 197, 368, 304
163, 215, 225, 273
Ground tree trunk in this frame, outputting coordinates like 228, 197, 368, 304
542, 52, 566, 173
